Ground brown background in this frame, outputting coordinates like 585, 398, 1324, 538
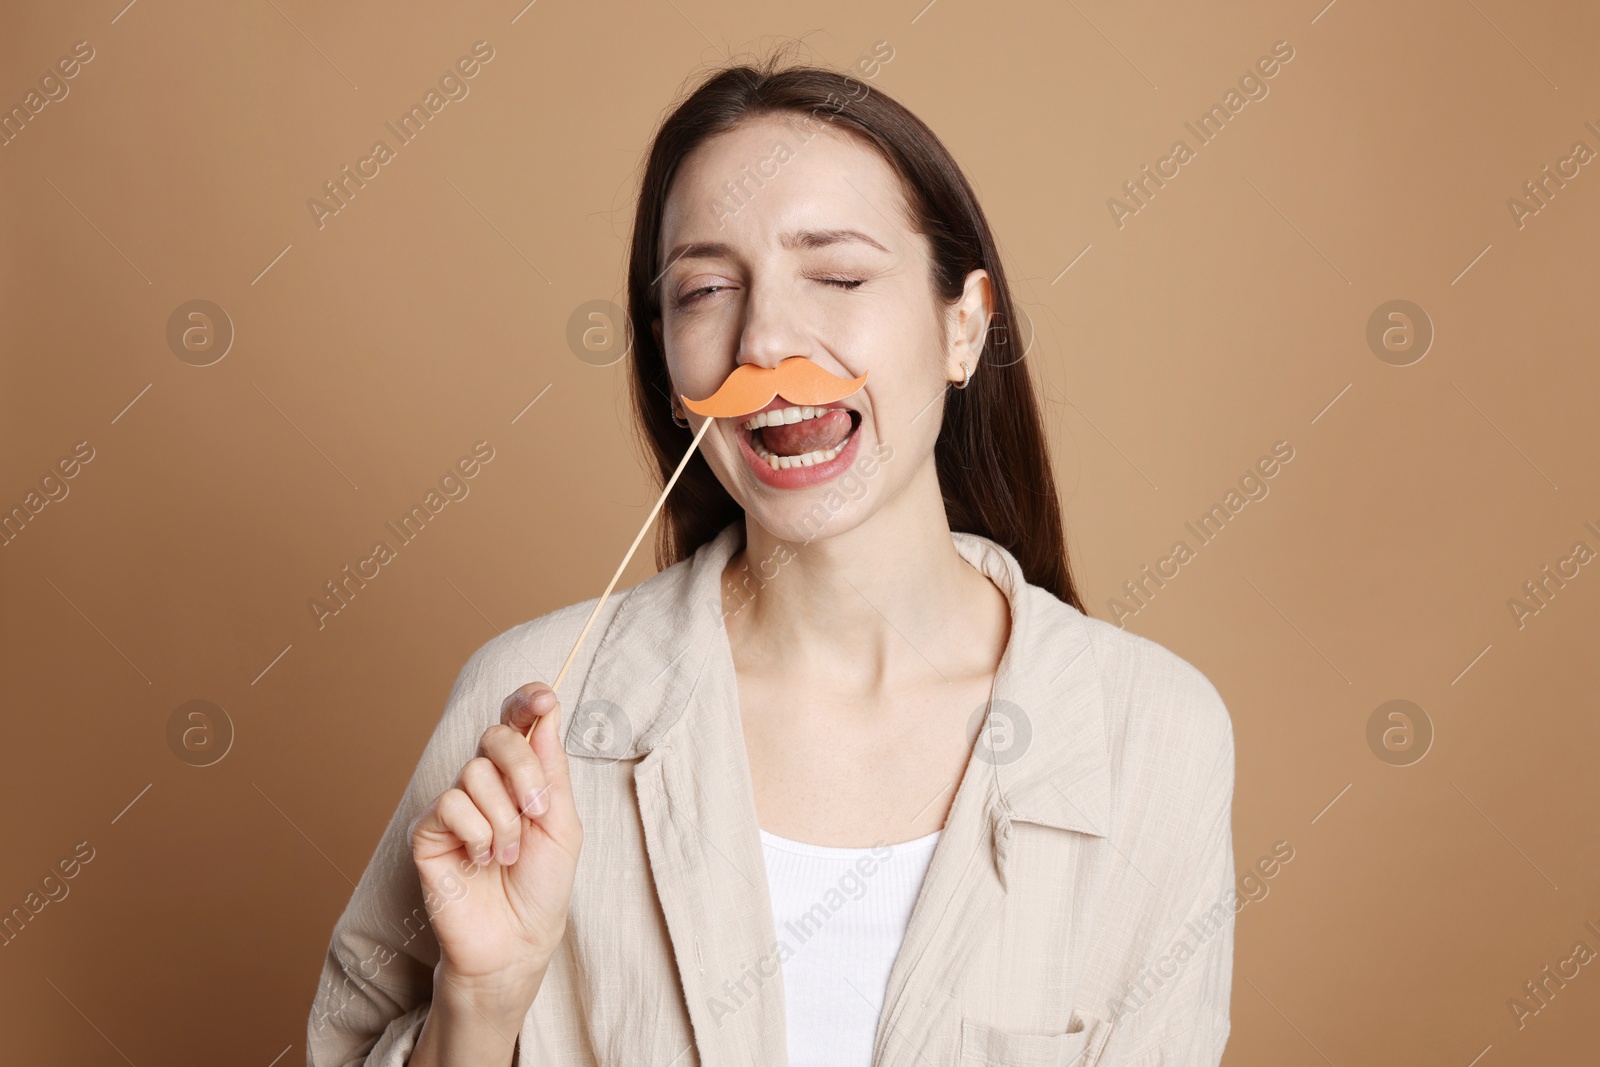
2, 0, 1597, 1063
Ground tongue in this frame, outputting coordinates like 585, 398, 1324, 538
760, 409, 853, 457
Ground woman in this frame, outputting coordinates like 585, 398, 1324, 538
308, 56, 1236, 1067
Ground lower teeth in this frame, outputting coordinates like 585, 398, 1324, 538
752, 431, 850, 470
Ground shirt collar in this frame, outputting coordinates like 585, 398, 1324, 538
563, 518, 1111, 840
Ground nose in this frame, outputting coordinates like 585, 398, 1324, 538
734, 275, 813, 373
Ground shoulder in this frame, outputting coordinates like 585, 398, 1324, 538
395, 593, 613, 801
438, 546, 697, 736
1033, 590, 1234, 800
449, 593, 609, 704
1084, 610, 1232, 758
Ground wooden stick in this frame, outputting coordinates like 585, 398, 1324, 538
527, 414, 717, 742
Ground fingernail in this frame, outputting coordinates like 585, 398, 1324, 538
503, 841, 519, 864
526, 789, 549, 817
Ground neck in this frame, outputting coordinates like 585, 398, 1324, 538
721, 462, 1007, 695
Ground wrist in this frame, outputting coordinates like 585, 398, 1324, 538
433, 959, 545, 1029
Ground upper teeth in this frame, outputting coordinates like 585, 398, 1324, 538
741, 405, 842, 431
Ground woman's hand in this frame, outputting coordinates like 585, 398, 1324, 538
407, 682, 584, 1008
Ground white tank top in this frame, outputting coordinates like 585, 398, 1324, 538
759, 828, 942, 1067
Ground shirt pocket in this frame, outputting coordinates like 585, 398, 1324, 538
958, 1017, 1093, 1067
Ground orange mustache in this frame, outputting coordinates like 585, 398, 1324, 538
681, 356, 868, 419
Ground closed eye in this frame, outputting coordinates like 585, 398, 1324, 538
674, 277, 864, 308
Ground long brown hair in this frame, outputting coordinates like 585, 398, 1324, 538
625, 52, 1084, 613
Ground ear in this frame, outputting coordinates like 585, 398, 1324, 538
943, 269, 993, 383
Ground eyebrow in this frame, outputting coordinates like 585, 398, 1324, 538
662, 227, 891, 269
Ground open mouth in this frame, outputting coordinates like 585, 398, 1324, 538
740, 405, 861, 470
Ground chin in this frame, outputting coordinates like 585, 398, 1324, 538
742, 440, 899, 545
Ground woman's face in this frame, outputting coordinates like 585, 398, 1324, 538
655, 113, 989, 544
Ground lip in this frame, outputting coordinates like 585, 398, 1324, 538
740, 397, 859, 424
735, 408, 863, 490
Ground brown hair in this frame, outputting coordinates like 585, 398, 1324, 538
625, 52, 1084, 613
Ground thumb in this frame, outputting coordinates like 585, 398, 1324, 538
501, 681, 559, 736
500, 682, 573, 804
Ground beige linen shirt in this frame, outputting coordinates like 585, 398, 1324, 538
307, 520, 1236, 1067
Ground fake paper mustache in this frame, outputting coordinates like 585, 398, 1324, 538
680, 356, 868, 419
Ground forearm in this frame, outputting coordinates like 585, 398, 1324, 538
408, 965, 543, 1067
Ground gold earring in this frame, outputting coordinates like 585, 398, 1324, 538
953, 360, 972, 390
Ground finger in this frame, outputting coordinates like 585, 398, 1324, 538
500, 682, 560, 736
412, 788, 494, 866
499, 683, 579, 842
502, 683, 573, 811
460, 757, 523, 864
481, 724, 550, 820
525, 698, 580, 841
